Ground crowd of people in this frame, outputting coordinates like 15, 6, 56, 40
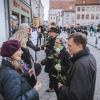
0, 22, 97, 100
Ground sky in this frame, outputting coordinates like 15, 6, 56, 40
41, 0, 49, 20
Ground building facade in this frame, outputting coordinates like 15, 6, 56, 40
31, 0, 44, 27
49, 0, 76, 26
40, 1, 44, 24
49, 9, 63, 26
0, 0, 9, 47
49, 0, 99, 26
75, 4, 100, 25
9, 0, 31, 34
62, 10, 75, 26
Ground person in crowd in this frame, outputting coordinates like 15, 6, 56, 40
10, 29, 41, 87
19, 23, 41, 61
41, 27, 58, 92
81, 27, 88, 38
37, 26, 42, 45
0, 40, 41, 100
45, 37, 70, 99
58, 32, 97, 100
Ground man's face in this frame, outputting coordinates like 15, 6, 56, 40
67, 38, 82, 55
48, 32, 56, 37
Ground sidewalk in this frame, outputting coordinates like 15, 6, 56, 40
87, 36, 96, 47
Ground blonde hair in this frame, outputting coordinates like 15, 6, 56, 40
10, 29, 28, 48
11, 59, 22, 73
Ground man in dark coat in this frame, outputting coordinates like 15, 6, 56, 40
58, 32, 97, 100
41, 27, 58, 92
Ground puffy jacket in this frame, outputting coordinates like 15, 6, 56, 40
0, 59, 39, 100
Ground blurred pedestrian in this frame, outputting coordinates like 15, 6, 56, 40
41, 27, 58, 92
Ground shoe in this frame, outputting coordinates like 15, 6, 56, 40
46, 88, 54, 92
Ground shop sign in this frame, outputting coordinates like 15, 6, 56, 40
13, 0, 30, 14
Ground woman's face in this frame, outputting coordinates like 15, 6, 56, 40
55, 39, 62, 47
11, 48, 23, 61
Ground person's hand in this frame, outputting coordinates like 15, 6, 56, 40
40, 45, 45, 50
36, 60, 41, 64
28, 68, 33, 77
58, 82, 63, 88
44, 47, 46, 50
34, 81, 42, 92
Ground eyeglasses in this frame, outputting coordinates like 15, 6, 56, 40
55, 41, 61, 44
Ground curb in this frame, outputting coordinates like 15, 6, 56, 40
88, 43, 100, 50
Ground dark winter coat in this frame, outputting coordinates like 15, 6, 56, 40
59, 47, 96, 100
45, 36, 56, 56
41, 36, 57, 73
21, 47, 41, 86
27, 40, 40, 52
0, 59, 39, 100
50, 47, 70, 75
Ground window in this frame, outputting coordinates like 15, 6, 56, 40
77, 14, 80, 19
96, 14, 99, 19
91, 7, 95, 11
82, 7, 85, 11
77, 7, 80, 11
96, 6, 100, 11
81, 14, 84, 19
91, 14, 94, 20
86, 7, 90, 12
86, 14, 89, 19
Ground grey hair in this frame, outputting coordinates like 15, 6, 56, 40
68, 32, 87, 48
56, 37, 67, 46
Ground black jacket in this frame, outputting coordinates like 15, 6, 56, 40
0, 59, 39, 100
41, 36, 57, 73
59, 47, 96, 100
45, 36, 56, 56
21, 47, 41, 86
27, 40, 40, 52
50, 47, 70, 75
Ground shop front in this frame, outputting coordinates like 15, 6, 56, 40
9, 0, 31, 34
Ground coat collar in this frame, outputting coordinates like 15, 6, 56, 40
70, 47, 90, 63
1, 58, 12, 67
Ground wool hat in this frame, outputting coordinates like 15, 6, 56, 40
0, 40, 21, 57
49, 27, 58, 33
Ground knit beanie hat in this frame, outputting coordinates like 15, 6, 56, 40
0, 40, 21, 57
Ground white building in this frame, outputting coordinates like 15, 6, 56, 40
62, 10, 75, 26
0, 0, 9, 47
75, 4, 100, 26
31, 0, 40, 18
31, 0, 44, 25
49, 9, 63, 26
40, 2, 44, 24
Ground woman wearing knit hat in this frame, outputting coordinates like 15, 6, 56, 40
10, 29, 41, 87
0, 40, 41, 100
